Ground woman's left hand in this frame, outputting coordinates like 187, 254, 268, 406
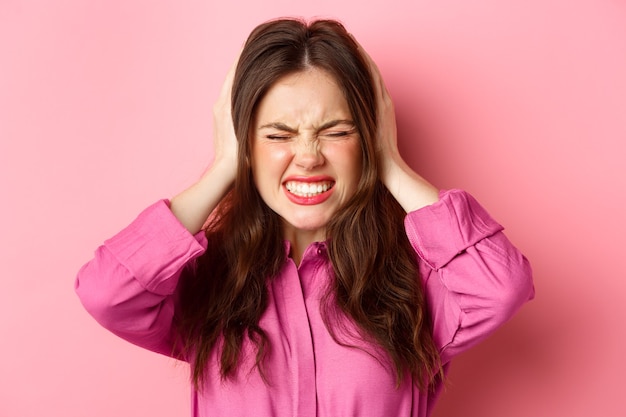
358, 44, 440, 211
361, 48, 402, 185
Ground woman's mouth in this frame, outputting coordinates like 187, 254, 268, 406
284, 180, 334, 197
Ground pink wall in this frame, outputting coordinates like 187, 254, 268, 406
1, 1, 624, 416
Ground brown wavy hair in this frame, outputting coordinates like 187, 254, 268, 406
175, 18, 442, 390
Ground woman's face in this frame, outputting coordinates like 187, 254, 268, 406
251, 68, 362, 243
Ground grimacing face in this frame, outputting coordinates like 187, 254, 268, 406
251, 67, 363, 244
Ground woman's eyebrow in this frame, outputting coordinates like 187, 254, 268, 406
318, 119, 355, 130
258, 122, 297, 133
258, 119, 355, 132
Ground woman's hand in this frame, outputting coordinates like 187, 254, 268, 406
361, 47, 402, 186
359, 44, 440, 212
169, 54, 241, 234
211, 56, 240, 181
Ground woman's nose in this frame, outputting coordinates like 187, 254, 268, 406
293, 138, 324, 170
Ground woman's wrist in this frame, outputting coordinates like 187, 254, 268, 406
382, 156, 439, 213
170, 159, 236, 234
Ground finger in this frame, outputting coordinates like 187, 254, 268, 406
350, 36, 391, 103
225, 47, 243, 82
218, 48, 244, 105
350, 37, 381, 80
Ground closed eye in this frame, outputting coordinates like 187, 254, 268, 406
259, 122, 297, 140
266, 134, 292, 140
320, 129, 356, 139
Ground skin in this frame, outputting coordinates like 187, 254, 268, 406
169, 43, 439, 264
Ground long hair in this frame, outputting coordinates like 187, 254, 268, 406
175, 18, 442, 390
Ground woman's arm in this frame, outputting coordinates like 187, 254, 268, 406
360, 47, 534, 362
75, 201, 207, 358
404, 190, 534, 363
169, 57, 239, 234
76, 57, 240, 356
360, 45, 440, 212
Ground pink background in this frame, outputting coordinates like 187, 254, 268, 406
1, 0, 625, 416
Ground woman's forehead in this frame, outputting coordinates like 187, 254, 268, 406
255, 69, 352, 127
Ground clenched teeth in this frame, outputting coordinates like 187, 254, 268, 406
285, 181, 333, 197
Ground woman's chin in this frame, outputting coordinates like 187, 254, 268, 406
281, 215, 330, 241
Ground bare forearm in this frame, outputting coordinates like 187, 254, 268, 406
382, 155, 439, 213
169, 160, 234, 234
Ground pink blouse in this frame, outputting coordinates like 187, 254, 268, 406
75, 189, 534, 417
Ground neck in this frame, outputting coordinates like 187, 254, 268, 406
283, 227, 326, 266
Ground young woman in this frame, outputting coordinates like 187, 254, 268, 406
76, 18, 534, 417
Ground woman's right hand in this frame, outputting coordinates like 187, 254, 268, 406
211, 55, 240, 182
169, 54, 241, 234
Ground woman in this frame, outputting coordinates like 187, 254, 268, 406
76, 18, 534, 417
